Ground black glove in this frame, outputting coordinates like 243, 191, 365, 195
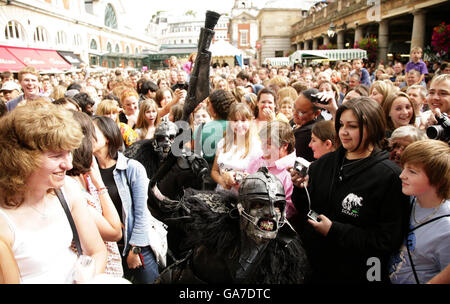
157, 152, 208, 200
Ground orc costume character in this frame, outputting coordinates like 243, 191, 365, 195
152, 168, 311, 284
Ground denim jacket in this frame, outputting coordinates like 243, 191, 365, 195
113, 152, 150, 255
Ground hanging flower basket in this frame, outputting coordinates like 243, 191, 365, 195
431, 22, 450, 60
354, 36, 378, 62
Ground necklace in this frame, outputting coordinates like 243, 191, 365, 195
29, 202, 48, 220
412, 197, 445, 225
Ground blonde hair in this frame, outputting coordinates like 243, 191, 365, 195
268, 76, 288, 89
135, 99, 160, 139
95, 99, 121, 123
0, 102, 83, 207
223, 102, 254, 159
277, 86, 298, 104
18, 66, 39, 81
410, 46, 423, 54
370, 80, 396, 105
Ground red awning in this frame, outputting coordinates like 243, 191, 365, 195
0, 47, 26, 71
0, 45, 72, 72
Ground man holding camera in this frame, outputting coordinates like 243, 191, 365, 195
420, 74, 450, 142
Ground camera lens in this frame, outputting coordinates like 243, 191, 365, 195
426, 125, 443, 139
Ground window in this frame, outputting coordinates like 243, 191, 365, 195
275, 50, 284, 57
85, 0, 94, 14
5, 20, 25, 41
90, 39, 98, 50
115, 44, 120, 53
73, 34, 82, 46
126, 46, 130, 54
107, 42, 112, 53
239, 30, 248, 46
104, 3, 118, 29
56, 31, 67, 45
34, 26, 48, 43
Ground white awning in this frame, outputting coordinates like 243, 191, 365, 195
209, 40, 243, 57
289, 49, 367, 63
264, 57, 291, 67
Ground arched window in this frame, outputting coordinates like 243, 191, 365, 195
126, 46, 130, 54
114, 44, 120, 53
5, 20, 25, 41
34, 26, 48, 43
90, 39, 98, 50
107, 42, 112, 53
104, 4, 118, 29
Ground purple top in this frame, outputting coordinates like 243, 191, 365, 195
405, 60, 428, 75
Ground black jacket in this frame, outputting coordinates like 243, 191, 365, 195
292, 147, 410, 283
294, 115, 324, 162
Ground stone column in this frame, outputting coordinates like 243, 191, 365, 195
312, 38, 318, 50
411, 9, 426, 51
378, 19, 389, 65
304, 40, 310, 50
354, 26, 363, 45
337, 30, 345, 49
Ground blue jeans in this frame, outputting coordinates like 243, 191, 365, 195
122, 246, 159, 284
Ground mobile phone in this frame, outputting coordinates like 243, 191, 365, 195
307, 210, 321, 222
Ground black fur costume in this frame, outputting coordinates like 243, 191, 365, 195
124, 139, 161, 182
155, 188, 311, 284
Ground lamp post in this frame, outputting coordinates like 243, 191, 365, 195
327, 22, 336, 38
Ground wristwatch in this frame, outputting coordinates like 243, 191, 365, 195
131, 246, 142, 254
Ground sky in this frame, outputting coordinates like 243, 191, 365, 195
130, 0, 266, 18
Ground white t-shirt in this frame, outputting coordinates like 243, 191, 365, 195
389, 199, 450, 284
215, 137, 262, 194
0, 187, 78, 284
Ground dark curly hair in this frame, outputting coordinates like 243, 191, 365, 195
73, 92, 95, 115
209, 89, 234, 120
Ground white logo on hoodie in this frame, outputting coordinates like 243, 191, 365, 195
341, 193, 363, 217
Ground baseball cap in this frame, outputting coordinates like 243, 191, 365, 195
0, 81, 21, 92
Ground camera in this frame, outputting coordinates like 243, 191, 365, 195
307, 210, 321, 222
426, 113, 450, 142
294, 157, 310, 178
311, 92, 330, 105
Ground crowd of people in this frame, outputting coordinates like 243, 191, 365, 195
0, 47, 449, 284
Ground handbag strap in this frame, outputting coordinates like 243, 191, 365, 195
55, 188, 83, 256
406, 214, 450, 284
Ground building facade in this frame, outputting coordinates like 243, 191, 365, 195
291, 0, 449, 65
0, 0, 158, 71
229, 0, 259, 64
256, 0, 315, 66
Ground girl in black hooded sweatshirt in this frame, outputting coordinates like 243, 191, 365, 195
291, 97, 410, 284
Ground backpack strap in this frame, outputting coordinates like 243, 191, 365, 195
407, 214, 450, 284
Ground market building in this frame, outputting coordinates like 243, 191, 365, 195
290, 0, 449, 65
0, 0, 158, 72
